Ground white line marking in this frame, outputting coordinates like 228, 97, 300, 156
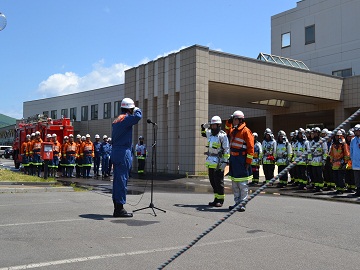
0, 219, 84, 227
0, 235, 274, 269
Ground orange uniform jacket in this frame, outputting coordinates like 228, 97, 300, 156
225, 121, 254, 164
30, 138, 43, 155
329, 141, 349, 170
80, 141, 94, 158
52, 141, 62, 158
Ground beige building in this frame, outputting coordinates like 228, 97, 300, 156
124, 45, 359, 175
22, 0, 360, 175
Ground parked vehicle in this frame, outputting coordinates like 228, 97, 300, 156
0, 145, 12, 158
4, 148, 13, 159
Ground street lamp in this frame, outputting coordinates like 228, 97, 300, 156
0, 12, 7, 31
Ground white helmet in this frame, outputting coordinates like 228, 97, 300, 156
31, 133, 35, 137
278, 130, 286, 137
321, 128, 329, 134
232, 110, 244, 119
81, 136, 86, 140
76, 134, 81, 139
354, 124, 360, 131
86, 134, 90, 138
290, 132, 294, 137
264, 128, 272, 135
95, 134, 100, 139
336, 130, 342, 136
46, 134, 52, 138
210, 116, 222, 124
68, 134, 74, 138
52, 133, 57, 137
253, 132, 258, 138
35, 131, 40, 135
313, 127, 321, 133
64, 136, 69, 140
26, 134, 31, 138
108, 137, 112, 142
121, 98, 135, 109
103, 135, 108, 139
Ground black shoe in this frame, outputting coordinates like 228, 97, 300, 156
238, 207, 246, 212
315, 187, 323, 192
113, 209, 133, 218
208, 201, 216, 206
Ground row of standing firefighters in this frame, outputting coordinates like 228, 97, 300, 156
19, 132, 148, 179
201, 111, 360, 211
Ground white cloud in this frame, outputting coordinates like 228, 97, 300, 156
37, 60, 131, 98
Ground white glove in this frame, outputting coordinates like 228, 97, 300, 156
133, 107, 140, 114
203, 123, 209, 129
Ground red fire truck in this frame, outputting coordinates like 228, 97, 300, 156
12, 116, 74, 169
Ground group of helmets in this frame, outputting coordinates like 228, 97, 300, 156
210, 110, 245, 125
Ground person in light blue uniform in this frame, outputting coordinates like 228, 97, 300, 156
100, 135, 111, 178
111, 97, 142, 217
93, 134, 101, 177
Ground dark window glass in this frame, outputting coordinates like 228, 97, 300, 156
81, 106, 88, 121
61, 109, 68, 118
104, 102, 111, 119
91, 104, 98, 120
305, 25, 315, 45
332, 68, 352, 78
51, 110, 57, 119
70, 107, 77, 121
114, 101, 121, 117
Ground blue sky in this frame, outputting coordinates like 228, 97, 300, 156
0, 0, 297, 119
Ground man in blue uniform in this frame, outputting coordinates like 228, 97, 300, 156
111, 97, 142, 217
93, 134, 101, 177
100, 135, 111, 179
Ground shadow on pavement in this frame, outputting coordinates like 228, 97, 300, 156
79, 214, 113, 220
173, 203, 229, 213
111, 219, 160, 226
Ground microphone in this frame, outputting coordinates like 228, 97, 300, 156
147, 119, 157, 125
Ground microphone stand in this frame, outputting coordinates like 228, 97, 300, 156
133, 122, 166, 216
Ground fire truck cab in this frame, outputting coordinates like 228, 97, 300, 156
12, 115, 74, 169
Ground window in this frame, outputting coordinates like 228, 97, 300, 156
43, 111, 49, 117
91, 104, 98, 120
104, 102, 111, 119
61, 108, 68, 118
81, 106, 88, 121
332, 68, 352, 78
114, 101, 121, 117
50, 110, 57, 119
281, 32, 291, 48
70, 107, 77, 121
305, 25, 315, 45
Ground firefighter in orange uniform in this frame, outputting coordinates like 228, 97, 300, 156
75, 134, 83, 178
64, 134, 78, 178
329, 130, 350, 194
60, 136, 69, 177
50, 134, 61, 178
29, 131, 43, 177
225, 110, 254, 212
80, 134, 94, 178
21, 134, 31, 174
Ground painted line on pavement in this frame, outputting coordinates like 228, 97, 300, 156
0, 218, 84, 227
0, 234, 274, 269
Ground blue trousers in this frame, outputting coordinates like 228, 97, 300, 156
112, 149, 132, 204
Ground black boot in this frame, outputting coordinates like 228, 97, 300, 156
113, 201, 133, 218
